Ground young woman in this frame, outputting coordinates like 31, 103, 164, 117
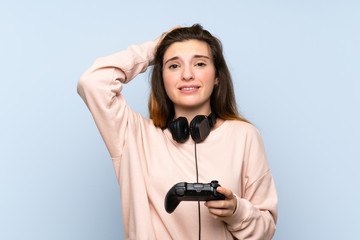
78, 24, 277, 239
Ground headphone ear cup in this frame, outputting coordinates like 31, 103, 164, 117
169, 117, 189, 143
190, 115, 210, 143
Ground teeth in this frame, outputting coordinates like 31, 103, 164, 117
180, 87, 198, 90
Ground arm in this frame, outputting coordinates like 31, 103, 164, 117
205, 128, 278, 239
77, 39, 159, 173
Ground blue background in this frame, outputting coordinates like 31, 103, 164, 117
1, 0, 359, 239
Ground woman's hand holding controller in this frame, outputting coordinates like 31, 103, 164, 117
204, 186, 238, 221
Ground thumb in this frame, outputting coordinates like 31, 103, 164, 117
217, 186, 234, 199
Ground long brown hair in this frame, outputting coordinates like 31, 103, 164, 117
149, 24, 248, 128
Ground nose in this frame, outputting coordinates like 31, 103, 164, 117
181, 65, 194, 81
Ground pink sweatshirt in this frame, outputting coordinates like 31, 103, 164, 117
77, 39, 277, 240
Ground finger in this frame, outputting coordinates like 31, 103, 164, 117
216, 186, 234, 199
205, 198, 236, 210
207, 207, 234, 218
169, 26, 183, 32
204, 199, 227, 209
155, 26, 183, 42
208, 212, 227, 221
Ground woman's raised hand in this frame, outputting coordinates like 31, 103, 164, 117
155, 26, 183, 45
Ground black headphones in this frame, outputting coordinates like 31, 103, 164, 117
168, 113, 217, 143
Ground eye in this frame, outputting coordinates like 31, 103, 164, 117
169, 64, 179, 69
196, 62, 206, 67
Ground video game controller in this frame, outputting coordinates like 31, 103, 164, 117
164, 180, 225, 213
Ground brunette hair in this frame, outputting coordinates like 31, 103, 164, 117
149, 24, 248, 128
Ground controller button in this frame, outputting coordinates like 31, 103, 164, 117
175, 188, 185, 196
178, 182, 185, 187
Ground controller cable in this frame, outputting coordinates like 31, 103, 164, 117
194, 142, 201, 240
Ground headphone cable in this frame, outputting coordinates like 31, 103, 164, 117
194, 142, 201, 240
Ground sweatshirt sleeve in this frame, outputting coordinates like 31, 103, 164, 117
77, 39, 158, 170
225, 127, 278, 240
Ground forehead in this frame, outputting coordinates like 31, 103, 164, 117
163, 40, 211, 61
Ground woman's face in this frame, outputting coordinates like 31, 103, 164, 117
162, 39, 218, 116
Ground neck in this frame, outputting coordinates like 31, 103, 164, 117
171, 106, 225, 132
174, 108, 212, 123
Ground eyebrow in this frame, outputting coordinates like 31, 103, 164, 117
164, 55, 211, 65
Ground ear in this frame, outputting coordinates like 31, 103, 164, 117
215, 77, 219, 85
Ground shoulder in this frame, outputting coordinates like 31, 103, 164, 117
222, 120, 265, 148
225, 120, 261, 136
140, 116, 165, 135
